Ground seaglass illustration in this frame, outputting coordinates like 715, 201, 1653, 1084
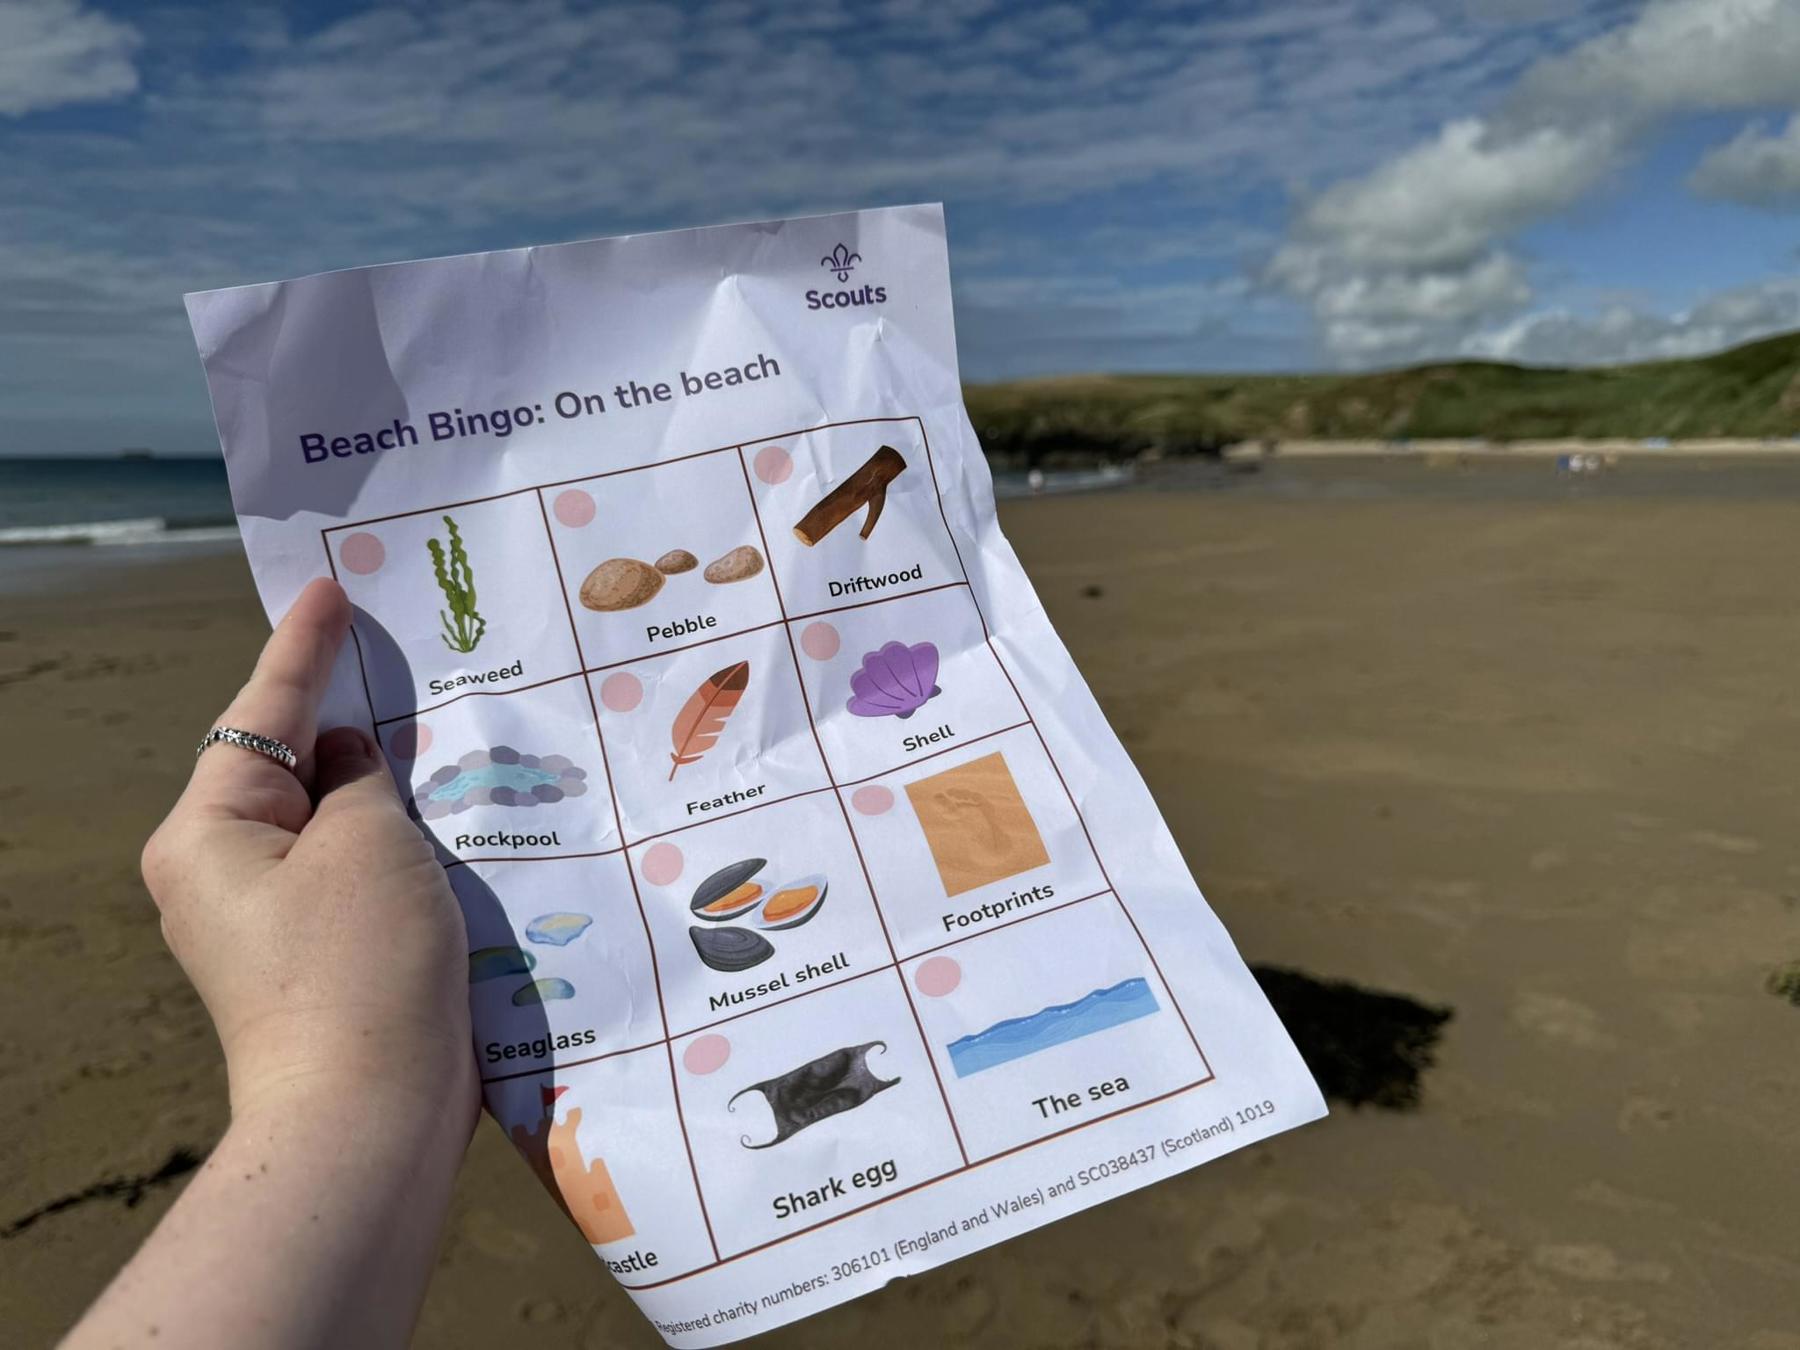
847, 640, 941, 720
469, 946, 535, 982
526, 913, 593, 947
512, 977, 576, 1005
427, 514, 485, 653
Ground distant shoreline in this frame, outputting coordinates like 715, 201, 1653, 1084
1223, 437, 1800, 459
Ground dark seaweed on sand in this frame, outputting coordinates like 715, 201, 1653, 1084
2, 1148, 205, 1238
1251, 965, 1452, 1111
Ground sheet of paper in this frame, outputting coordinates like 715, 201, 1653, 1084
185, 203, 1325, 1346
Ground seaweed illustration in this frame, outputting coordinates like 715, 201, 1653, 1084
426, 515, 486, 653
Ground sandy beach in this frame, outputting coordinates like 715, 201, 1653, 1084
3, 462, 1797, 1348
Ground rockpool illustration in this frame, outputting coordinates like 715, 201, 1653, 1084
847, 640, 941, 720
729, 1042, 899, 1149
945, 977, 1160, 1078
413, 746, 588, 820
427, 514, 486, 653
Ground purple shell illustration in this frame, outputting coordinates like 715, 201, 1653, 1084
847, 641, 942, 719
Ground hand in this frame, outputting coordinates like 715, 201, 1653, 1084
141, 577, 478, 1132
64, 579, 480, 1349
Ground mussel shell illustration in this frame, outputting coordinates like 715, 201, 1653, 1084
847, 641, 941, 720
689, 924, 775, 973
690, 857, 767, 920
754, 874, 828, 930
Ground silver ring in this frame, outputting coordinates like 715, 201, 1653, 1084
197, 727, 299, 771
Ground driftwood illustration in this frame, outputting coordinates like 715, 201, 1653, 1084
792, 446, 907, 546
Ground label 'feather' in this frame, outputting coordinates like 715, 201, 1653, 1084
668, 661, 750, 780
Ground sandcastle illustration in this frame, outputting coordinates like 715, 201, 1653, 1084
508, 1086, 634, 1245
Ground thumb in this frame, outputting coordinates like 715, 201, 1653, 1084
312, 726, 400, 806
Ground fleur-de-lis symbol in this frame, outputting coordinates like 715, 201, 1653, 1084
821, 243, 861, 283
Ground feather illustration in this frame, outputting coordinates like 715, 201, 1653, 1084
668, 661, 751, 780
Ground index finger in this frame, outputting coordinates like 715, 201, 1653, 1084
185, 577, 353, 817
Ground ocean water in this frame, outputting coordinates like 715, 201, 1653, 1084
0, 457, 238, 545
0, 455, 1104, 543
946, 976, 1161, 1078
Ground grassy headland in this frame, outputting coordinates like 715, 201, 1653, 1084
965, 328, 1800, 465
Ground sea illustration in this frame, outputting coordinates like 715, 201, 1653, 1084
946, 977, 1160, 1078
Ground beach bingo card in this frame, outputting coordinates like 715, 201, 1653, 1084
185, 204, 1325, 1346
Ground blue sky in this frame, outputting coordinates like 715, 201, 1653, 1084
5, 0, 1800, 455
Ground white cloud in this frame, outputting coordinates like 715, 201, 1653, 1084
1690, 115, 1800, 204
1462, 276, 1800, 365
1279, 120, 1616, 273
1269, 0, 1800, 364
1516, 0, 1800, 119
0, 0, 140, 116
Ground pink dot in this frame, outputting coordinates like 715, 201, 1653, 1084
683, 1034, 731, 1075
851, 785, 894, 816
339, 532, 385, 575
387, 721, 432, 759
752, 444, 793, 485
800, 621, 840, 661
553, 489, 596, 528
599, 671, 642, 713
914, 956, 962, 998
641, 842, 683, 887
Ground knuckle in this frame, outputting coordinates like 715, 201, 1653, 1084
139, 819, 189, 898
139, 829, 170, 893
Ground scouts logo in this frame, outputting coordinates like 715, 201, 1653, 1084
821, 243, 860, 283
808, 242, 885, 310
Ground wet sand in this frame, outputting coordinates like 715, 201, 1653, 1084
3, 461, 1797, 1348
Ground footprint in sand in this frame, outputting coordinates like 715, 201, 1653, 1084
1511, 992, 1617, 1051
1684, 828, 1762, 854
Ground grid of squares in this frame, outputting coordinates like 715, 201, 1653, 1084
322, 415, 1216, 1278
